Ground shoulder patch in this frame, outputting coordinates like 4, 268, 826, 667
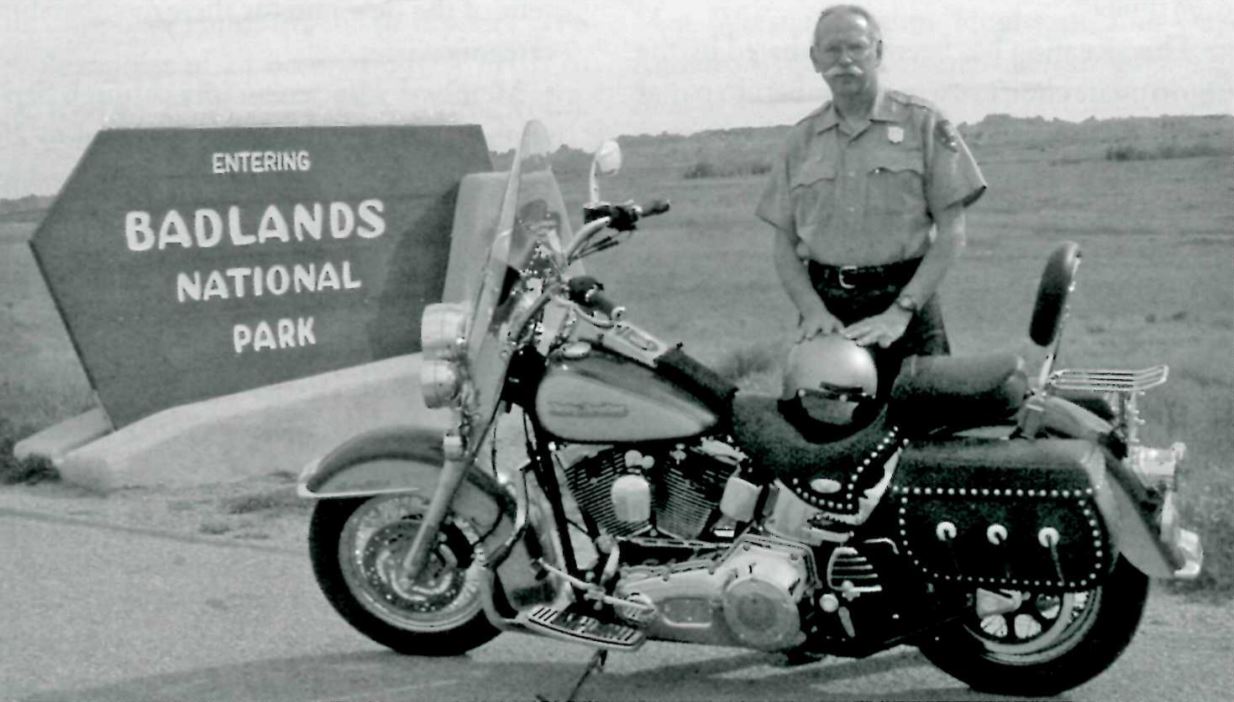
935, 119, 961, 151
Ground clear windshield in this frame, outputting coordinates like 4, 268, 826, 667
460, 120, 572, 450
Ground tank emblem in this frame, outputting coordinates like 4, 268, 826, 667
546, 401, 630, 418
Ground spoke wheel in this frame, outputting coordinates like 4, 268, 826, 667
309, 494, 501, 656
919, 557, 1149, 697
338, 494, 485, 632
972, 590, 1096, 661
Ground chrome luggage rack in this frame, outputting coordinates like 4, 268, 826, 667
1047, 365, 1169, 444
1048, 365, 1169, 394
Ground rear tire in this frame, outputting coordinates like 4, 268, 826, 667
308, 494, 501, 656
919, 556, 1149, 696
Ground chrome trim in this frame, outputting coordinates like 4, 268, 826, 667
837, 265, 859, 289
1049, 365, 1168, 393
1174, 528, 1203, 580
477, 568, 526, 632
826, 546, 881, 595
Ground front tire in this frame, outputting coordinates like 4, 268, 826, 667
919, 556, 1149, 696
308, 493, 501, 656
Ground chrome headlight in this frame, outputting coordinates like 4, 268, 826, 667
420, 302, 470, 359
421, 358, 463, 409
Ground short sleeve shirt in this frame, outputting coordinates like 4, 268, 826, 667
756, 89, 986, 267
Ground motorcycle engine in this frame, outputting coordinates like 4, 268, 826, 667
612, 533, 817, 651
560, 442, 733, 539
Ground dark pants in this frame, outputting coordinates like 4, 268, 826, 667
807, 259, 950, 395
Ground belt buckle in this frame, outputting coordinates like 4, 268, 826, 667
837, 265, 859, 289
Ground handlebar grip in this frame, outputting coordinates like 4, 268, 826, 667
585, 200, 671, 232
639, 199, 671, 217
584, 289, 623, 320
567, 276, 624, 320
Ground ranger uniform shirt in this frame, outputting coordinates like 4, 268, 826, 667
756, 89, 986, 267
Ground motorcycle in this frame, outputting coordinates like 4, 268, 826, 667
297, 120, 1202, 698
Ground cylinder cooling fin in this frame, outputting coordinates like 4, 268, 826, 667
560, 443, 731, 540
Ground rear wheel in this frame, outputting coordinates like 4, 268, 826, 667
308, 493, 501, 656
919, 556, 1149, 696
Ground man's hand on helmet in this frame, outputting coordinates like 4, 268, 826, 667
843, 306, 912, 348
798, 307, 845, 341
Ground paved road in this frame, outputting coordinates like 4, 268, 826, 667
2, 504, 1230, 702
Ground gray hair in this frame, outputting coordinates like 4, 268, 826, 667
814, 4, 883, 46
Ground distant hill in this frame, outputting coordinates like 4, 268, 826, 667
0, 194, 54, 223
611, 113, 1234, 172
960, 113, 1234, 163
7, 114, 1231, 223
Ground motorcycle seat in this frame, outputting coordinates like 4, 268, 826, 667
888, 352, 1028, 436
729, 395, 901, 515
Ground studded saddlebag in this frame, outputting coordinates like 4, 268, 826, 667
891, 437, 1115, 591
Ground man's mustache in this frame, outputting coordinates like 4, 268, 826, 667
824, 65, 864, 78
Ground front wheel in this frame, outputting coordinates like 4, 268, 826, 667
919, 556, 1149, 696
308, 493, 501, 656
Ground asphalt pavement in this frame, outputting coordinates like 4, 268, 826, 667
2, 501, 1231, 702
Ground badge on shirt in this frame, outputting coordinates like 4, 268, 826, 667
887, 126, 904, 144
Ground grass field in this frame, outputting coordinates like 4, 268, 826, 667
572, 144, 1234, 596
2, 121, 1232, 594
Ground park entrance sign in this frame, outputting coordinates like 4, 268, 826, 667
31, 125, 492, 427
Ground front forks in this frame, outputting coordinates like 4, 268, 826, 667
399, 456, 472, 585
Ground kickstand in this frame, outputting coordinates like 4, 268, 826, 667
565, 649, 608, 702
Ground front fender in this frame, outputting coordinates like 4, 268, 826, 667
297, 425, 560, 608
297, 425, 450, 499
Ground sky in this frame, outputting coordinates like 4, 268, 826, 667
1, 0, 1232, 198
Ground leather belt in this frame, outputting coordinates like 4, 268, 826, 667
808, 258, 922, 290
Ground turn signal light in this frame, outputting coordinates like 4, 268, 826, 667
421, 358, 462, 409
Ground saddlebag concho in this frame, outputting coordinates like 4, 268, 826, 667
891, 438, 1115, 591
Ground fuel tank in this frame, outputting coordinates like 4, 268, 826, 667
534, 346, 718, 442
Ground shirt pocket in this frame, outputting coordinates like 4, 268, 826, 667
866, 149, 926, 215
790, 161, 837, 233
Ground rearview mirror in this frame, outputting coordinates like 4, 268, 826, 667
588, 140, 622, 203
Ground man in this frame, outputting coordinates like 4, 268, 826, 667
757, 4, 986, 386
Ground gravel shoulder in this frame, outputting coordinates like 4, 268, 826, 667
0, 472, 311, 550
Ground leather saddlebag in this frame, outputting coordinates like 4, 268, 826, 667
891, 438, 1115, 591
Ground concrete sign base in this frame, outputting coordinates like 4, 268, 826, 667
14, 408, 112, 466
18, 354, 447, 492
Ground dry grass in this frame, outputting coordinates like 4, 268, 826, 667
0, 417, 59, 484
219, 486, 309, 517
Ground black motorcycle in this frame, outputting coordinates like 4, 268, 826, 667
298, 120, 1201, 697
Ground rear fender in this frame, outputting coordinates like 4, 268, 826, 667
297, 425, 561, 607
1084, 451, 1200, 579
1029, 395, 1113, 442
1035, 401, 1200, 580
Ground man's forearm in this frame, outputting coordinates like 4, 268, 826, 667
900, 203, 966, 305
773, 227, 828, 316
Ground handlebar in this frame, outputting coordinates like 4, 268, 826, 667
583, 199, 671, 231
567, 275, 624, 321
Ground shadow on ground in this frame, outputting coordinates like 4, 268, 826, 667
21, 647, 1063, 702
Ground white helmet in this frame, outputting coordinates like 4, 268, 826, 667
781, 335, 879, 431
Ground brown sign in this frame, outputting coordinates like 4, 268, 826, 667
30, 125, 492, 427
